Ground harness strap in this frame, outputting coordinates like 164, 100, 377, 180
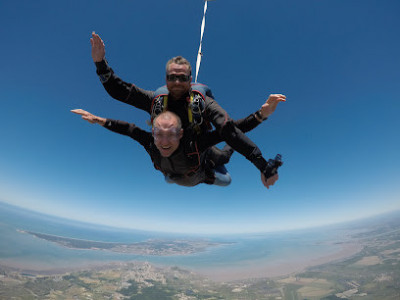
185, 141, 201, 175
188, 93, 194, 124
163, 95, 168, 112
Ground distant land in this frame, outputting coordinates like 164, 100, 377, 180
1, 202, 400, 299
19, 229, 230, 256
2, 211, 400, 299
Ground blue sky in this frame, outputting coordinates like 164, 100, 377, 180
1, 0, 399, 234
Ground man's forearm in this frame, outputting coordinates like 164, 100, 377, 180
234, 111, 264, 133
94, 60, 154, 113
198, 111, 263, 150
103, 119, 153, 155
205, 97, 268, 171
103, 119, 134, 136
219, 120, 268, 172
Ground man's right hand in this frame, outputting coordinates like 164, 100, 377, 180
90, 31, 106, 62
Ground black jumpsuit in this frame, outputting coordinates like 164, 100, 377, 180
95, 60, 271, 175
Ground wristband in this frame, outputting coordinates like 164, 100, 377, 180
255, 110, 268, 122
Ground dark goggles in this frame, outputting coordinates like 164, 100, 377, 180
152, 127, 181, 141
166, 74, 191, 82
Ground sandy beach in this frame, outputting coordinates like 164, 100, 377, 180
192, 242, 363, 282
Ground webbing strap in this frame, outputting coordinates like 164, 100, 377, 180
188, 93, 194, 123
195, 1, 208, 83
163, 95, 168, 112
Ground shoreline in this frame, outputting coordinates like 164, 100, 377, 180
0, 242, 363, 282
190, 242, 363, 282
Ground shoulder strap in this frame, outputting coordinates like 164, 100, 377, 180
150, 83, 212, 127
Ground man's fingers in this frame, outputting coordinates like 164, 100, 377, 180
71, 109, 88, 116
82, 116, 95, 123
265, 174, 279, 189
93, 38, 100, 47
277, 94, 287, 101
95, 35, 104, 47
91, 33, 101, 46
71, 109, 83, 115
267, 97, 286, 104
71, 109, 99, 124
268, 94, 286, 100
82, 115, 98, 123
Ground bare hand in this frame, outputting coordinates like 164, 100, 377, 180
261, 173, 279, 189
260, 94, 286, 119
90, 31, 106, 62
71, 109, 106, 126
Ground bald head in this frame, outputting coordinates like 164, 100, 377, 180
153, 111, 182, 130
153, 111, 183, 157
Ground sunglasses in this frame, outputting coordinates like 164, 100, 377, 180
166, 74, 191, 82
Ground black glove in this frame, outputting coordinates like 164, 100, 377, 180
262, 154, 283, 179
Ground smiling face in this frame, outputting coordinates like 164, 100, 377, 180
166, 62, 192, 99
153, 112, 183, 157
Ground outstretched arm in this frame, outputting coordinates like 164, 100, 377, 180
204, 97, 283, 189
199, 94, 287, 150
233, 93, 287, 133
71, 109, 153, 148
90, 32, 154, 113
71, 109, 106, 126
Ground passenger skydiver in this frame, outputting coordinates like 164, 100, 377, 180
71, 107, 281, 188
90, 32, 286, 188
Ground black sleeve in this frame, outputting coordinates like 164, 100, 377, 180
103, 119, 153, 150
233, 113, 263, 133
203, 97, 268, 172
196, 130, 221, 151
95, 60, 155, 114
197, 112, 262, 150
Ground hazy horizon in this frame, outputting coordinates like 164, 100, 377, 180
1, 200, 398, 236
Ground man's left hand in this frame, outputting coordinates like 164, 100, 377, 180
260, 94, 286, 119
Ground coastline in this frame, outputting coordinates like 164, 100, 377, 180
191, 242, 363, 282
0, 242, 363, 282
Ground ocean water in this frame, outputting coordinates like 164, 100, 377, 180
0, 201, 359, 274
